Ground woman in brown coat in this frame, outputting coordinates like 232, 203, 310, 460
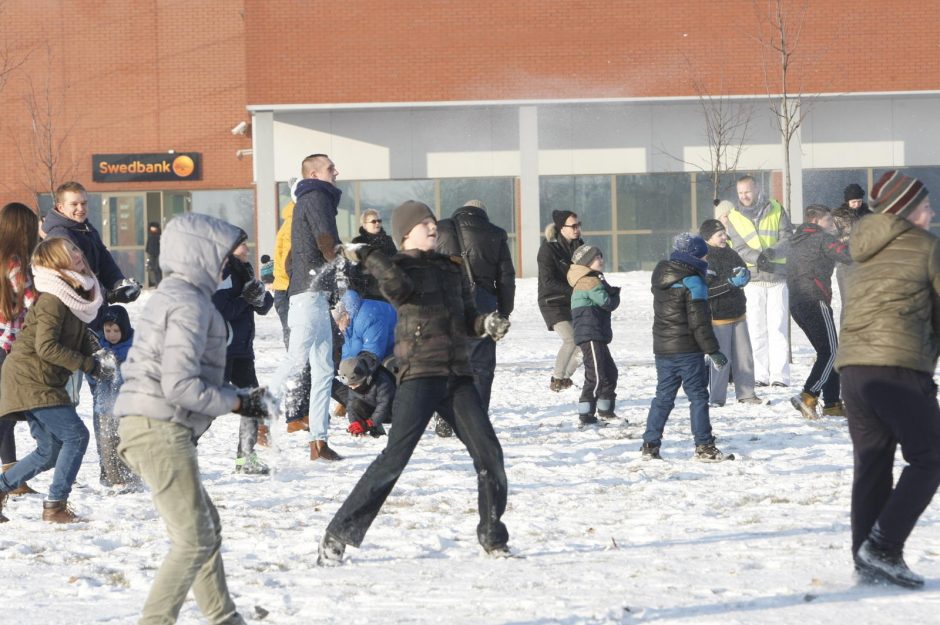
0, 238, 112, 523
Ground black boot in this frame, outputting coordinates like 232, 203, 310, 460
0, 490, 8, 523
854, 534, 924, 589
317, 532, 345, 566
597, 398, 620, 420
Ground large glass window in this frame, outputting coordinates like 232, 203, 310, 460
356, 179, 435, 240
617, 173, 691, 231
803, 168, 868, 212
191, 190, 255, 241
694, 172, 739, 220
617, 233, 675, 272
440, 178, 515, 233
539, 175, 611, 232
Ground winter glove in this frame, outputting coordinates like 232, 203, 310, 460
235, 387, 272, 419
608, 285, 622, 297
728, 266, 751, 288
347, 418, 375, 437
756, 252, 775, 274
107, 278, 142, 304
708, 351, 729, 370
259, 259, 275, 284
240, 279, 267, 308
90, 349, 118, 382
763, 247, 776, 261
337, 242, 371, 264
483, 312, 511, 341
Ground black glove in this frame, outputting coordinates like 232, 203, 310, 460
756, 253, 774, 274
235, 387, 272, 418
107, 278, 142, 304
337, 242, 371, 264
763, 247, 776, 261
483, 312, 511, 341
708, 351, 728, 369
240, 279, 267, 308
608, 286, 621, 297
90, 349, 118, 382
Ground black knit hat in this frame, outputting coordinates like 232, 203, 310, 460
552, 210, 576, 232
673, 233, 708, 258
843, 183, 865, 202
699, 219, 726, 242
392, 200, 436, 244
870, 170, 929, 218
571, 244, 602, 267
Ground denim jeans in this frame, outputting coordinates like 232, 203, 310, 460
327, 376, 509, 551
0, 405, 89, 501
643, 352, 714, 447
273, 290, 290, 348
275, 291, 334, 441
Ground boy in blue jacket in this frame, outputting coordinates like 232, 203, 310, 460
567, 245, 621, 426
642, 233, 733, 462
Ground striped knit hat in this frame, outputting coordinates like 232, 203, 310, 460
870, 170, 928, 218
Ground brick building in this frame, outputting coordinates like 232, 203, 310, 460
2, 1, 939, 280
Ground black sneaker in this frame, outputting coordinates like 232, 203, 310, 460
549, 377, 565, 392
854, 539, 924, 589
693, 443, 734, 462
317, 532, 346, 566
771, 381, 788, 388
640, 442, 662, 460
579, 414, 599, 426
598, 411, 621, 421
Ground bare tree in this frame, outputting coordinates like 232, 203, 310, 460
754, 0, 812, 215
0, 1, 29, 94
10, 43, 82, 198
659, 57, 754, 207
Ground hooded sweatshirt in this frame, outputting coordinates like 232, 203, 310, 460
114, 213, 242, 438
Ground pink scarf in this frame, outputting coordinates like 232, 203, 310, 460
31, 266, 103, 323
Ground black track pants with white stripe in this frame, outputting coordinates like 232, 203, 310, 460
790, 298, 840, 405
578, 340, 618, 412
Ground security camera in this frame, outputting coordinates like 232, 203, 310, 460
231, 121, 248, 136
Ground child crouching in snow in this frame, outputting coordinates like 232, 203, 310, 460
0, 237, 114, 523
641, 233, 733, 462
318, 200, 513, 565
114, 213, 269, 625
567, 244, 620, 425
337, 351, 395, 437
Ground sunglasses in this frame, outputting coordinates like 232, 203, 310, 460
366, 219, 382, 224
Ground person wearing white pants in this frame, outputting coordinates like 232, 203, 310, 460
744, 281, 790, 386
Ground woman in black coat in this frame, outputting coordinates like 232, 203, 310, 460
351, 209, 397, 301
537, 210, 584, 392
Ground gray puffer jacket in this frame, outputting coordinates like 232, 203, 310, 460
114, 213, 241, 437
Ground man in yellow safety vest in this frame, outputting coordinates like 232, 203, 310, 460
725, 175, 793, 388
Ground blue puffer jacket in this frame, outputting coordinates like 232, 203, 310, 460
98, 304, 134, 363
339, 290, 397, 361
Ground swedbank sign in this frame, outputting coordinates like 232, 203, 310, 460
92, 153, 202, 182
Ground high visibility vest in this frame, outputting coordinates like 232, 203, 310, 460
727, 200, 787, 267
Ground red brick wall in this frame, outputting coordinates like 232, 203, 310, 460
0, 1, 250, 208
244, 0, 940, 104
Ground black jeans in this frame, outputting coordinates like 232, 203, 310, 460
790, 299, 840, 404
225, 356, 260, 459
842, 365, 940, 554
467, 336, 496, 414
327, 375, 509, 551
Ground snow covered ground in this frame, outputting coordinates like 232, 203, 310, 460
2, 272, 939, 624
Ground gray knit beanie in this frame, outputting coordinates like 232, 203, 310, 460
392, 200, 436, 245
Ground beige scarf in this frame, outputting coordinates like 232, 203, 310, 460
31, 266, 103, 323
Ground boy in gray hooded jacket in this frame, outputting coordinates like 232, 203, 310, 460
115, 212, 268, 625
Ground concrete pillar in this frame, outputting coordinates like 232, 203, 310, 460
252, 110, 277, 258
518, 105, 540, 278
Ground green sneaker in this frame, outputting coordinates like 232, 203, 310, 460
235, 452, 270, 475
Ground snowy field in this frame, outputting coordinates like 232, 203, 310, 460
2, 272, 939, 624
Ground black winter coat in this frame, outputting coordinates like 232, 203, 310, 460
704, 244, 748, 321
346, 363, 397, 427
44, 210, 125, 291
360, 247, 485, 382
287, 179, 342, 297
832, 202, 872, 241
436, 206, 516, 317
787, 223, 852, 304
212, 258, 274, 359
651, 260, 720, 356
536, 227, 583, 329
350, 227, 398, 301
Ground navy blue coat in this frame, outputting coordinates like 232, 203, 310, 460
212, 259, 274, 359
44, 210, 125, 291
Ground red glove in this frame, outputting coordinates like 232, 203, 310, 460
347, 420, 366, 436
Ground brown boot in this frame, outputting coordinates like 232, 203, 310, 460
0, 490, 8, 523
1, 462, 38, 496
310, 440, 342, 462
256, 424, 270, 447
42, 499, 81, 523
287, 415, 310, 433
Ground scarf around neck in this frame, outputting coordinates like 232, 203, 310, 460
31, 266, 102, 323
